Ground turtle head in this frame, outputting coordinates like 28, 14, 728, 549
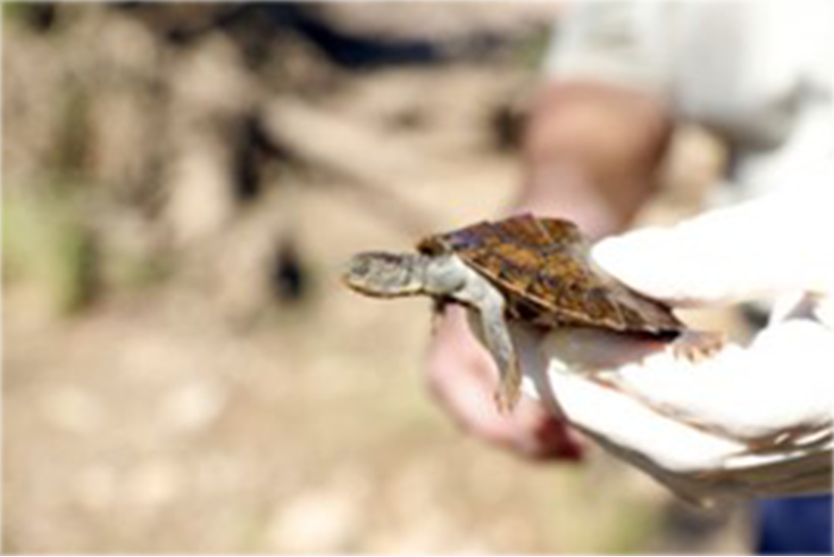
343, 251, 428, 298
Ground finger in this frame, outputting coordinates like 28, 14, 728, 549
545, 366, 744, 474
427, 346, 579, 459
426, 311, 583, 459
425, 344, 510, 437
425, 311, 525, 442
525, 409, 585, 460
614, 318, 834, 443
592, 176, 834, 306
545, 347, 831, 496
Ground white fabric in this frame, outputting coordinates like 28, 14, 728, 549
517, 164, 834, 503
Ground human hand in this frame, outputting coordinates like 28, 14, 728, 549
425, 306, 583, 460
522, 163, 834, 502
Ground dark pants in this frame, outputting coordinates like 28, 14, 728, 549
756, 495, 833, 555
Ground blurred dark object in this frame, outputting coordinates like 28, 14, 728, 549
11, 3, 59, 32
114, 3, 544, 70
117, 3, 440, 68
270, 240, 308, 303
231, 110, 305, 203
490, 99, 526, 152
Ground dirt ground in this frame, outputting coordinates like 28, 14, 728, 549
3, 4, 753, 554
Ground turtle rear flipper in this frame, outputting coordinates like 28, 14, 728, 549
671, 330, 726, 362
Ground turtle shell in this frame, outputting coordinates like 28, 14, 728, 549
418, 214, 683, 338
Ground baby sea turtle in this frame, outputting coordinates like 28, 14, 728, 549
344, 214, 720, 412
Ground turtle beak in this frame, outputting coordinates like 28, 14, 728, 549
342, 252, 422, 298
342, 253, 376, 293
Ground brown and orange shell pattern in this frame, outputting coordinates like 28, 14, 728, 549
418, 214, 683, 338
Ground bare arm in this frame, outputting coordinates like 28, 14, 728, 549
516, 80, 673, 236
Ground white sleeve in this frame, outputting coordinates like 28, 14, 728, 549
544, 3, 833, 158
543, 2, 672, 99
668, 2, 833, 151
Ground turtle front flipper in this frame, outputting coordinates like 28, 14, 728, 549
471, 287, 522, 413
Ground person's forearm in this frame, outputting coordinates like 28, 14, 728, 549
513, 81, 673, 239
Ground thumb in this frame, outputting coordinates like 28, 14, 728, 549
592, 177, 834, 306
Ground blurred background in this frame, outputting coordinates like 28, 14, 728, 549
4, 3, 752, 553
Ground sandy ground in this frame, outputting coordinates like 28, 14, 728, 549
4, 6, 753, 554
